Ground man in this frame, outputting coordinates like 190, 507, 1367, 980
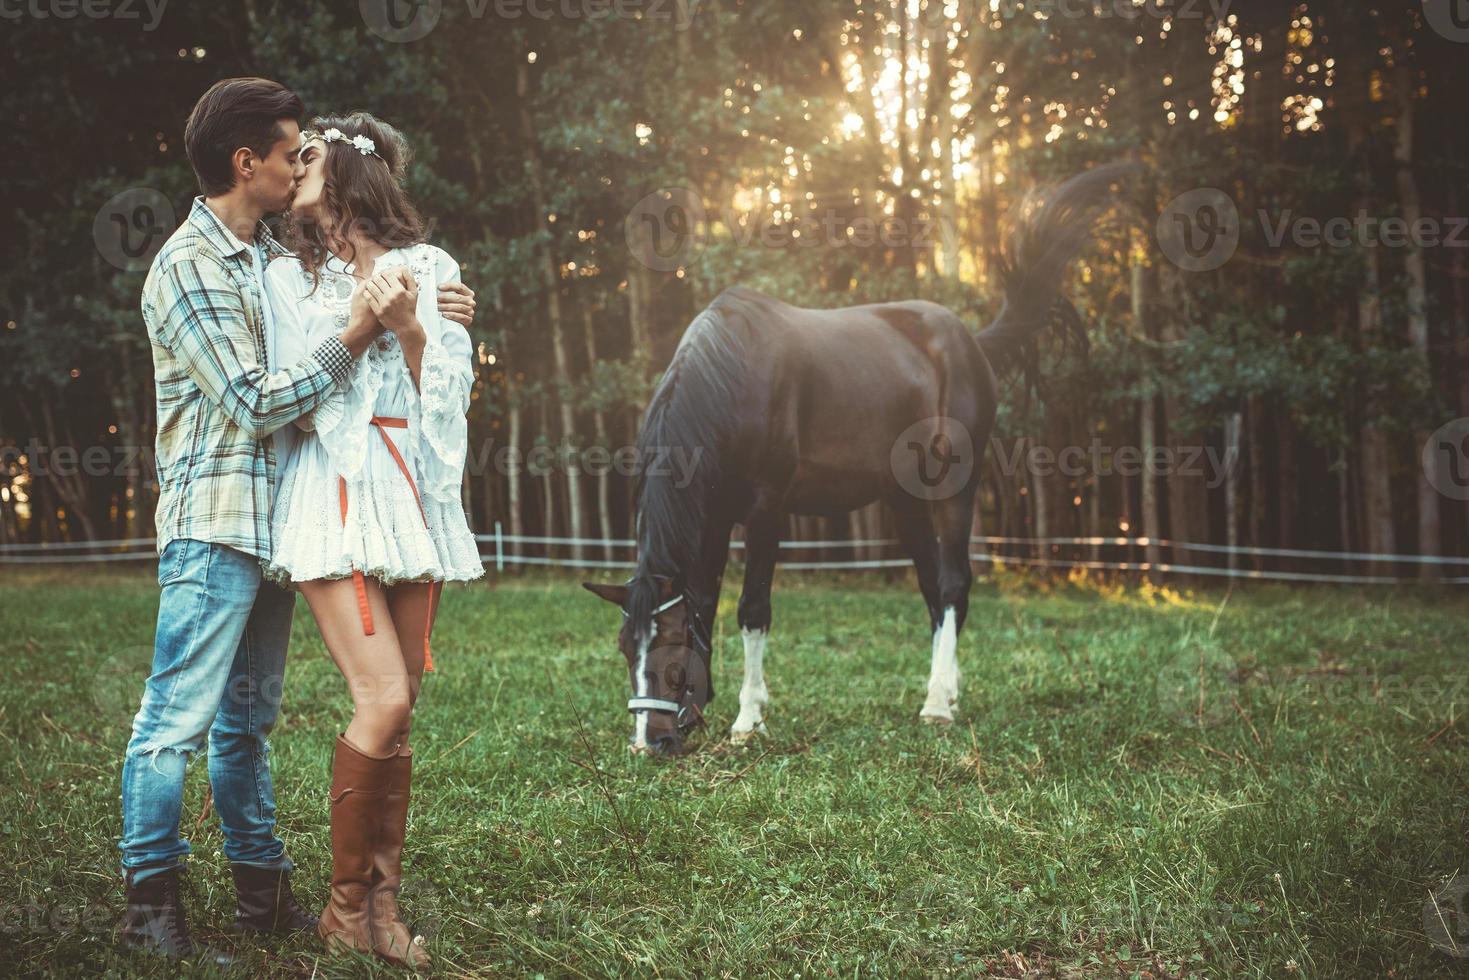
117, 77, 475, 961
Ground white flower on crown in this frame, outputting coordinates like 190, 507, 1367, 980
302, 126, 384, 161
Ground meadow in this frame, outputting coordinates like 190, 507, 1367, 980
1, 566, 1466, 977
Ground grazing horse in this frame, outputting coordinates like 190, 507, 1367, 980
585, 164, 1127, 755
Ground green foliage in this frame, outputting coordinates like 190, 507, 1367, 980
4, 0, 1466, 547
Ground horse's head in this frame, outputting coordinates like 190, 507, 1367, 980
582, 573, 711, 756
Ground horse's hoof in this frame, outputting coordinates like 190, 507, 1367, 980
919, 709, 955, 726
730, 722, 766, 742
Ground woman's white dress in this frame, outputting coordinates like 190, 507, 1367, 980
262, 243, 484, 588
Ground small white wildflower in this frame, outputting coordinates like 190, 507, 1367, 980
321, 127, 344, 142
351, 134, 377, 156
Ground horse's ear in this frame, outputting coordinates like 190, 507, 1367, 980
582, 582, 628, 606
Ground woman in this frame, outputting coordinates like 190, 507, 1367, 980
263, 111, 482, 968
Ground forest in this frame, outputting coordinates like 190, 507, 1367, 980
4, 0, 1467, 580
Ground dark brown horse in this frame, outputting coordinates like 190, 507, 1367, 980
585, 164, 1128, 755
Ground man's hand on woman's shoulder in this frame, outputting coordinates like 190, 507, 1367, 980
436, 280, 475, 327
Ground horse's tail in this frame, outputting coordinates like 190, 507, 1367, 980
975, 162, 1133, 381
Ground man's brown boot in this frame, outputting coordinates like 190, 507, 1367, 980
369, 747, 431, 968
318, 734, 395, 956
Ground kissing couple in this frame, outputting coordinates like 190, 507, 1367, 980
117, 76, 484, 968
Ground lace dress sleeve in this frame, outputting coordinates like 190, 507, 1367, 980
417, 248, 477, 503
303, 266, 383, 477
263, 257, 321, 433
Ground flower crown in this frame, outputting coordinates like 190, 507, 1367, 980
303, 127, 384, 161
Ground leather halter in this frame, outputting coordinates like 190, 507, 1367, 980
620, 581, 711, 727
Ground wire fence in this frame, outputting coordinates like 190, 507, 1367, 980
2, 523, 1467, 585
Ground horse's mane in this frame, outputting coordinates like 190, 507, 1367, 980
626, 288, 756, 632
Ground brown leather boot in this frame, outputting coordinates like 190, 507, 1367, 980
317, 734, 395, 956
369, 747, 431, 968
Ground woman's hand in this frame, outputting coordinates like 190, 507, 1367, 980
349, 279, 381, 330
339, 280, 386, 356
365, 267, 423, 338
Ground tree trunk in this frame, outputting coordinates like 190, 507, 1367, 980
1393, 62, 1440, 579
1247, 395, 1266, 570
1087, 422, 1102, 565
1132, 230, 1161, 580
1156, 227, 1198, 574
625, 224, 655, 390
895, 0, 917, 275
1274, 411, 1296, 550
504, 332, 524, 563
1032, 438, 1049, 564
0, 406, 13, 545
1358, 225, 1397, 572
581, 306, 616, 562
538, 395, 556, 542
1224, 412, 1243, 574
1360, 426, 1397, 573
1139, 397, 1160, 579
548, 288, 585, 562
987, 451, 1010, 565
923, 11, 958, 279
110, 362, 144, 540
1166, 426, 1202, 568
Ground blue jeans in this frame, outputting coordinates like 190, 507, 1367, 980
118, 539, 297, 883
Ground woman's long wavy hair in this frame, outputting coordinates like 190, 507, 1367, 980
283, 111, 426, 292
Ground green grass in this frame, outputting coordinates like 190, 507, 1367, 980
1, 566, 1467, 978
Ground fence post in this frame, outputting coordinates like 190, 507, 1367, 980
494, 520, 504, 573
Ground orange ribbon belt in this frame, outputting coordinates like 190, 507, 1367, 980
337, 416, 439, 672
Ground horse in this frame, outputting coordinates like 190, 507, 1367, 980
584, 163, 1128, 755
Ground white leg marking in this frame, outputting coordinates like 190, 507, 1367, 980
631, 629, 652, 751
920, 606, 961, 723
730, 627, 769, 739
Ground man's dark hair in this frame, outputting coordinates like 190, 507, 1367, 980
184, 77, 304, 197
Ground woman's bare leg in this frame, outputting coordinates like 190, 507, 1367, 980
299, 577, 411, 757
384, 582, 436, 750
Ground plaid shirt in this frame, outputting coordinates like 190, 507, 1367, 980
144, 197, 353, 560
